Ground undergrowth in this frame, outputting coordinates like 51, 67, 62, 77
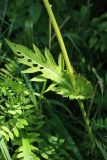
0, 0, 107, 160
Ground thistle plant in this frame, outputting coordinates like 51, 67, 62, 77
43, 0, 95, 146
5, 0, 95, 154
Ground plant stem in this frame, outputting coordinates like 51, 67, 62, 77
43, 0, 76, 90
78, 100, 95, 144
43, 0, 95, 145
49, 14, 52, 50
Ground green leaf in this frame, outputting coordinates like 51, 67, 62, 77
16, 121, 24, 129
41, 153, 48, 159
89, 36, 97, 48
31, 76, 46, 82
0, 131, 7, 137
8, 110, 16, 115
22, 135, 32, 160
13, 127, 19, 137
46, 74, 93, 100
96, 140, 107, 160
8, 132, 14, 140
24, 105, 34, 110
0, 134, 12, 160
20, 119, 28, 126
1, 126, 10, 133
28, 2, 42, 23
6, 39, 93, 100
30, 145, 39, 151
16, 152, 23, 158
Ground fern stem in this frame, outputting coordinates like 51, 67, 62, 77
43, 0, 95, 145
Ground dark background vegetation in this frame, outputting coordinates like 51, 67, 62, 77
0, 0, 107, 160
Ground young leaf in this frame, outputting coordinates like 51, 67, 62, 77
1, 126, 10, 133
13, 127, 19, 137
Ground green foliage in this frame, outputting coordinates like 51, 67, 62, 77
0, 77, 29, 141
89, 13, 107, 52
91, 118, 107, 159
0, 0, 107, 160
0, 134, 12, 160
92, 118, 107, 130
6, 39, 93, 100
0, 76, 73, 159
0, 58, 19, 79
96, 140, 107, 160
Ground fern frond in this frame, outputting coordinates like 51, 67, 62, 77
96, 140, 107, 160
0, 58, 19, 79
13, 134, 40, 160
92, 118, 107, 130
0, 134, 12, 160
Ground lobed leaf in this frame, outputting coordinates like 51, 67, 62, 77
6, 39, 93, 100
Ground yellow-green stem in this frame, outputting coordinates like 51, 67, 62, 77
49, 16, 52, 50
43, 0, 76, 89
43, 0, 95, 145
78, 100, 95, 144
